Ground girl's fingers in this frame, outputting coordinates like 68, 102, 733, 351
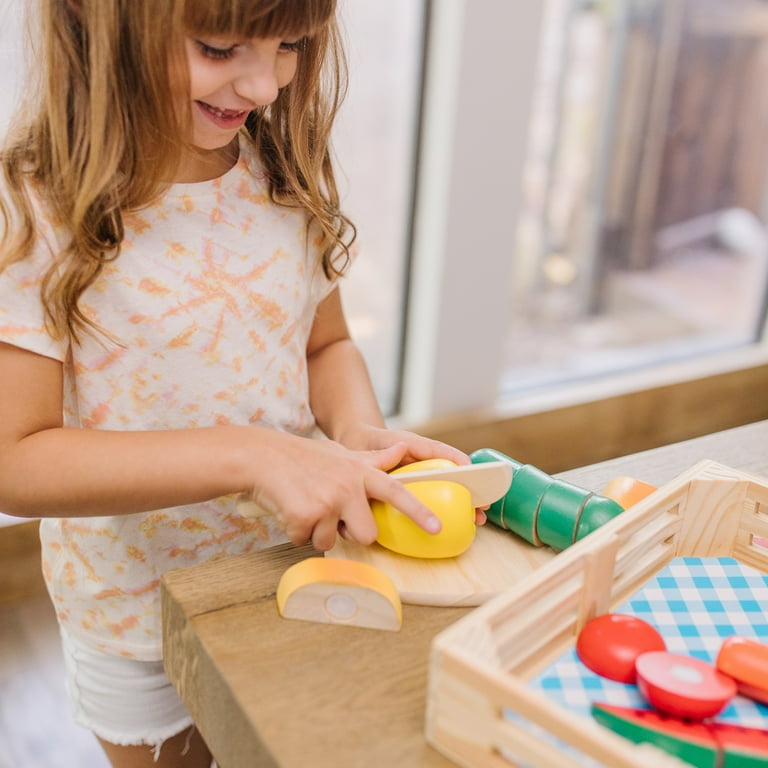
336, 505, 378, 546
363, 442, 409, 472
310, 516, 342, 552
386, 434, 470, 467
365, 469, 442, 535
266, 441, 467, 550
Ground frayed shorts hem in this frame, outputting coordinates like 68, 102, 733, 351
75, 713, 196, 753
60, 625, 196, 758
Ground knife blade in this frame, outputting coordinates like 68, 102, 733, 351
391, 460, 513, 507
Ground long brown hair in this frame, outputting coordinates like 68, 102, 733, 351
0, 0, 354, 342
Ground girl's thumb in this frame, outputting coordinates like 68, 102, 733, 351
371, 442, 409, 471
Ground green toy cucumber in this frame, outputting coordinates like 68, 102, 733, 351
470, 448, 624, 550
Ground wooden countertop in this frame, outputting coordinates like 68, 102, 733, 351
161, 419, 768, 768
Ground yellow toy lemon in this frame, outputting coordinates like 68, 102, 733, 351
372, 459, 476, 559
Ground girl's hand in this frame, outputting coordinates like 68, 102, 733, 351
330, 424, 488, 526
333, 423, 468, 465
242, 431, 448, 552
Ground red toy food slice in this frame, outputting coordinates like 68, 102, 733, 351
636, 651, 737, 719
576, 613, 666, 683
716, 636, 768, 705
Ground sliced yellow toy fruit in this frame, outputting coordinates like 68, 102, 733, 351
276, 557, 402, 631
372, 459, 476, 559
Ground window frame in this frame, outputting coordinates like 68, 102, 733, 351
400, 0, 546, 422
398, 0, 768, 428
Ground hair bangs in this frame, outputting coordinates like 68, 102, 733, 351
183, 0, 335, 41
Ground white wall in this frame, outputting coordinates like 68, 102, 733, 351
0, 0, 28, 139
401, 1, 545, 422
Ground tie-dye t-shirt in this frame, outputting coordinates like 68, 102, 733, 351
0, 136, 337, 660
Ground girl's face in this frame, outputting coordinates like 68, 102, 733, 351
179, 34, 302, 176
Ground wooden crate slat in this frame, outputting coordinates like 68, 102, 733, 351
427, 460, 768, 767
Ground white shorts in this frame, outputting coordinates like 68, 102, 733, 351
60, 626, 195, 756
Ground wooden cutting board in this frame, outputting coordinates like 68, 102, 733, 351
326, 524, 556, 607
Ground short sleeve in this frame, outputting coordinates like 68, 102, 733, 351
0, 204, 68, 362
309, 234, 358, 305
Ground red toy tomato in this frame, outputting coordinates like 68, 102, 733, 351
576, 613, 666, 683
636, 651, 737, 720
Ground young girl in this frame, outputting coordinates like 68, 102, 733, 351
0, 1, 475, 766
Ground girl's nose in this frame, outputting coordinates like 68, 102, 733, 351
234, 64, 280, 107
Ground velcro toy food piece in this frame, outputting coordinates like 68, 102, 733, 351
496, 463, 553, 546
716, 636, 768, 705
372, 463, 476, 559
536, 480, 592, 552
592, 702, 719, 768
471, 449, 626, 549
277, 557, 402, 631
601, 476, 658, 509
573, 494, 624, 542
576, 613, 666, 683
470, 447, 524, 472
592, 702, 768, 767
635, 651, 737, 720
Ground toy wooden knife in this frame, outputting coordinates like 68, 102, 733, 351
238, 461, 513, 521
391, 460, 513, 507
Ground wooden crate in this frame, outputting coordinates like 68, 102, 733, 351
426, 460, 768, 768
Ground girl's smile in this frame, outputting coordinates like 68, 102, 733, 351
180, 35, 301, 181
194, 101, 250, 130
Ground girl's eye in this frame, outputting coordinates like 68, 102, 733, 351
280, 39, 307, 53
195, 40, 238, 61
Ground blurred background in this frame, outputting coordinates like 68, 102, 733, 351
336, 0, 768, 432
4, 0, 767, 432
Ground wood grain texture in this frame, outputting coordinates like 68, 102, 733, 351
162, 544, 467, 768
327, 526, 554, 607
162, 419, 768, 768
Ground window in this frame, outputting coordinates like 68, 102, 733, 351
397, 0, 768, 424
505, 0, 768, 396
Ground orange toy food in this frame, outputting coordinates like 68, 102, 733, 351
601, 476, 658, 509
716, 636, 768, 704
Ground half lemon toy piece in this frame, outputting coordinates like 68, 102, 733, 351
276, 557, 402, 631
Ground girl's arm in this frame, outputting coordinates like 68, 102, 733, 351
0, 339, 443, 549
306, 288, 470, 465
307, 288, 487, 527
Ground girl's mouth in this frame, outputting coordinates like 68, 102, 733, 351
195, 101, 250, 129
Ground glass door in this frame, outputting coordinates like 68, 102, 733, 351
505, 0, 768, 396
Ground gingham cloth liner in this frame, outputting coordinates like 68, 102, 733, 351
504, 557, 768, 766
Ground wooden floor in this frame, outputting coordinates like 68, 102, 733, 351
0, 593, 109, 768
